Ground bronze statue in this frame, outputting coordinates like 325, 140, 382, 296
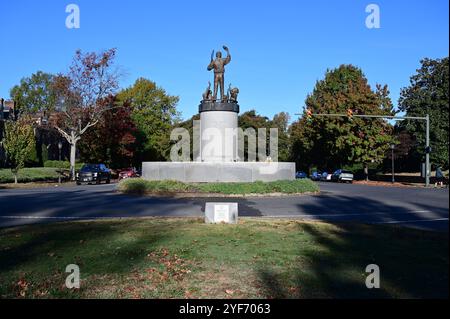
207, 45, 231, 101
226, 84, 239, 103
229, 86, 239, 103
202, 81, 212, 101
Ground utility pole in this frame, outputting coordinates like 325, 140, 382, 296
58, 141, 63, 184
297, 111, 431, 187
425, 114, 430, 188
390, 144, 395, 183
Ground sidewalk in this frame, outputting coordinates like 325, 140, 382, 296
354, 171, 449, 188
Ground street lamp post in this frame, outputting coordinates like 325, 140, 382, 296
58, 141, 63, 184
390, 144, 395, 183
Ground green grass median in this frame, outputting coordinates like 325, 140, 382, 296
117, 178, 320, 195
0, 218, 447, 298
0, 167, 61, 184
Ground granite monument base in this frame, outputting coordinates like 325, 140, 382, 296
141, 161, 296, 183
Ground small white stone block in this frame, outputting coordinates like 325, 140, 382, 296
205, 202, 238, 224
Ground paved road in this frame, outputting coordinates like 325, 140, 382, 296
0, 182, 448, 231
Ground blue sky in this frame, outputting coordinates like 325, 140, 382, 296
0, 0, 448, 121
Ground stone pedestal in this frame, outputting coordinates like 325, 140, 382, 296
141, 161, 296, 182
141, 100, 297, 183
198, 101, 239, 162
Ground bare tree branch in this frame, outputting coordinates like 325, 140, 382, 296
54, 125, 72, 142
79, 119, 99, 135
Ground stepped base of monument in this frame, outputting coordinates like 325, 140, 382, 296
141, 162, 295, 183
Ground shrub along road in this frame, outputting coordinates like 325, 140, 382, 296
0, 181, 448, 231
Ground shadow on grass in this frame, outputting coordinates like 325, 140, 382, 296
0, 218, 187, 298
0, 219, 165, 274
255, 189, 448, 298
256, 220, 449, 299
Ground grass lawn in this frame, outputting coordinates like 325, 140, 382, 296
0, 218, 447, 299
0, 167, 61, 184
118, 178, 320, 195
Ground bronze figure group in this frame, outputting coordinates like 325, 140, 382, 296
203, 45, 239, 103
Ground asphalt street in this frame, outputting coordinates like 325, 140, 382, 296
0, 182, 448, 231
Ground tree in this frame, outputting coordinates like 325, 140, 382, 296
384, 129, 417, 172
2, 119, 35, 183
238, 110, 272, 161
239, 111, 292, 162
290, 65, 395, 179
10, 71, 56, 114
173, 114, 200, 161
271, 112, 291, 162
78, 97, 137, 168
117, 78, 179, 162
52, 48, 120, 179
238, 110, 271, 130
398, 57, 449, 169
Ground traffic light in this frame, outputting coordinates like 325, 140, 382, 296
347, 108, 353, 119
425, 146, 432, 154
306, 108, 313, 121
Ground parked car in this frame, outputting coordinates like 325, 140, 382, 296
320, 171, 332, 181
118, 167, 139, 180
310, 171, 322, 181
296, 171, 308, 179
331, 169, 354, 183
76, 164, 111, 185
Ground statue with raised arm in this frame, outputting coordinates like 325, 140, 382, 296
207, 45, 231, 102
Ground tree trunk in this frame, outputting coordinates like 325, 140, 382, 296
70, 140, 77, 181
364, 163, 369, 181
14, 172, 18, 184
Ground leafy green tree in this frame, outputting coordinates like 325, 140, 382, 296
290, 65, 395, 179
10, 71, 56, 114
271, 112, 291, 162
398, 57, 449, 169
117, 78, 179, 161
173, 114, 200, 161
2, 119, 35, 183
238, 110, 271, 161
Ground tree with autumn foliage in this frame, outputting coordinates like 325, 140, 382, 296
51, 48, 120, 179
290, 65, 395, 180
77, 97, 137, 168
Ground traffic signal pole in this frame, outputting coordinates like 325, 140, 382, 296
426, 114, 430, 187
298, 111, 431, 187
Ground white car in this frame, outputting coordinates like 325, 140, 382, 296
331, 169, 354, 183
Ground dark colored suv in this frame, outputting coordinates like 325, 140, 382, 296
310, 171, 322, 181
76, 164, 111, 185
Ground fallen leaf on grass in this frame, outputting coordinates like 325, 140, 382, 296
16, 279, 29, 297
288, 287, 300, 294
